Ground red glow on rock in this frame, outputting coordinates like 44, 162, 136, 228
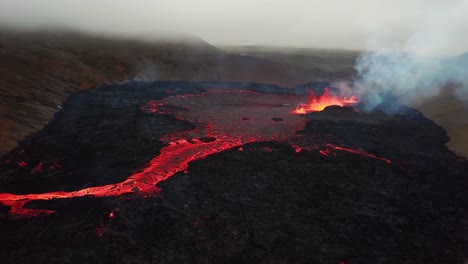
319, 150, 329, 156
109, 212, 115, 218
96, 226, 105, 236
32, 162, 44, 174
293, 88, 358, 114
326, 144, 391, 164
49, 163, 61, 171
140, 101, 165, 113
18, 161, 28, 167
264, 147, 272, 153
0, 89, 389, 217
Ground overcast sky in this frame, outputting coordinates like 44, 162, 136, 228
1, 0, 467, 55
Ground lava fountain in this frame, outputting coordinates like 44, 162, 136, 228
293, 87, 359, 114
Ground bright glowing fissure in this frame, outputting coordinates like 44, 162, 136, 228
0, 89, 387, 217
293, 88, 359, 114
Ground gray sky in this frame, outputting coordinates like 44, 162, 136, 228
1, 0, 467, 55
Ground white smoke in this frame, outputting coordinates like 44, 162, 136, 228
353, 0, 468, 110
354, 50, 468, 109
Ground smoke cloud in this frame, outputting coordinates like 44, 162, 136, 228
353, 0, 468, 110
354, 51, 468, 109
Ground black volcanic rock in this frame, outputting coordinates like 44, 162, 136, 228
0, 81, 467, 264
301, 104, 454, 169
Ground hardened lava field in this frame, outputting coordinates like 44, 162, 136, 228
0, 81, 467, 264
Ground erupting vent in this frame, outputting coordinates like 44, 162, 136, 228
293, 88, 358, 114
0, 89, 387, 217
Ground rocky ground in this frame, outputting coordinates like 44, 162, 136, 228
0, 82, 467, 264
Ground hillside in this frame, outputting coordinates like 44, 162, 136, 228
1, 30, 466, 158
220, 45, 359, 80
0, 31, 338, 156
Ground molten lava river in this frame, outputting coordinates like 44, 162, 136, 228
0, 89, 389, 217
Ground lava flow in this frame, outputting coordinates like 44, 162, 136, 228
0, 89, 389, 217
293, 87, 358, 114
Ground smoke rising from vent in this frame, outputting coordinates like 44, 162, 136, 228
354, 51, 468, 109
353, 0, 468, 110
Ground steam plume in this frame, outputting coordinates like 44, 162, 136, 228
354, 50, 468, 109
353, 0, 468, 110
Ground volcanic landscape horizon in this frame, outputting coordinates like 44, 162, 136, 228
1, 81, 468, 263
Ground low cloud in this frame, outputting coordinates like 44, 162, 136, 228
0, 0, 467, 54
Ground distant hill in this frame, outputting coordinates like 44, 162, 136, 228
220, 45, 359, 80
1, 30, 355, 156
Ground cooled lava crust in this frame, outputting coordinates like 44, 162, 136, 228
0, 81, 467, 264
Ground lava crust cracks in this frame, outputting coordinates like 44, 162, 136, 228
0, 81, 467, 264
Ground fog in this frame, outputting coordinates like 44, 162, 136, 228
1, 0, 468, 55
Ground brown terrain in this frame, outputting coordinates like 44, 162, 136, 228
0, 29, 466, 158
417, 86, 468, 157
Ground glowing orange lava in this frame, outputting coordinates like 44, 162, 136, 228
324, 144, 391, 164
293, 88, 358, 114
0, 89, 387, 218
0, 137, 249, 218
